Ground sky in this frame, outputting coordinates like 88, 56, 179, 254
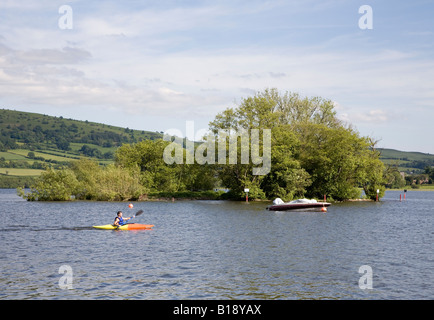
0, 0, 433, 153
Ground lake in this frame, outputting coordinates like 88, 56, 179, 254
0, 189, 433, 300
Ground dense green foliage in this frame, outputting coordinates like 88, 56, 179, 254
16, 89, 393, 201
426, 167, 434, 183
209, 88, 386, 201
18, 159, 145, 201
115, 139, 217, 193
18, 140, 218, 201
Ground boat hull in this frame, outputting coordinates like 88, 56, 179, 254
267, 202, 331, 211
93, 223, 154, 230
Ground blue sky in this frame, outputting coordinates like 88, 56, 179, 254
0, 0, 433, 153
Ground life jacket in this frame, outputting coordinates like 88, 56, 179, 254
114, 216, 124, 225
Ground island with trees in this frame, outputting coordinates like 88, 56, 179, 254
16, 88, 404, 202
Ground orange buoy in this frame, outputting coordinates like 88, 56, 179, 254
128, 203, 133, 208
321, 207, 327, 212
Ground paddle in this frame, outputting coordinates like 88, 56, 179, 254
127, 209, 144, 223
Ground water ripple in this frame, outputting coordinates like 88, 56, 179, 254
0, 190, 433, 299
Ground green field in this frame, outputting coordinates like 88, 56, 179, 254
69, 142, 118, 154
0, 151, 28, 160
9, 149, 80, 162
0, 168, 44, 176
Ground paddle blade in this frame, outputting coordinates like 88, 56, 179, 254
135, 210, 144, 217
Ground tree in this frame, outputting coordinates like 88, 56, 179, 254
115, 139, 187, 192
260, 125, 311, 201
209, 88, 342, 131
68, 158, 146, 201
293, 123, 385, 200
384, 166, 405, 189
209, 88, 386, 201
79, 145, 102, 158
55, 138, 70, 151
209, 89, 315, 200
19, 158, 146, 201
19, 168, 79, 201
425, 166, 434, 183
183, 163, 218, 191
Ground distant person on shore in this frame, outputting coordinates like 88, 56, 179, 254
113, 211, 132, 226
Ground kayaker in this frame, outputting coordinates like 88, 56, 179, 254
113, 211, 132, 226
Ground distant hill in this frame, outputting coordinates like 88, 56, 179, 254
0, 109, 162, 151
0, 109, 163, 187
377, 148, 434, 173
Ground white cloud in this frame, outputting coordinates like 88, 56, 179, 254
345, 109, 388, 124
2, 33, 434, 125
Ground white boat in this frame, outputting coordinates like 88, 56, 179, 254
266, 198, 330, 211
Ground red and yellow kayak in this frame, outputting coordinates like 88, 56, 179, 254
93, 223, 154, 230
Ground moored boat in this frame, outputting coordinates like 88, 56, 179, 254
266, 198, 330, 211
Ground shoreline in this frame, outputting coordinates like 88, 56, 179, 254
3, 187, 434, 203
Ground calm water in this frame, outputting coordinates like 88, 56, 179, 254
0, 189, 432, 300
